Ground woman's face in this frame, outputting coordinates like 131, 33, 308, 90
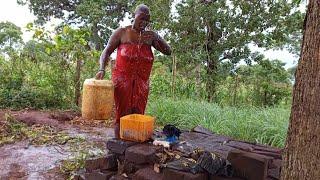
134, 11, 150, 31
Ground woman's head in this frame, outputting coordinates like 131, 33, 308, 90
133, 4, 150, 31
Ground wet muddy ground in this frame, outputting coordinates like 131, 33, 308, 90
0, 110, 114, 180
0, 110, 283, 180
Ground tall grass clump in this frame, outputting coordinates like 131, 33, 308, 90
147, 97, 290, 147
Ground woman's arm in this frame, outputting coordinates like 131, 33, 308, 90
96, 28, 123, 79
152, 32, 172, 56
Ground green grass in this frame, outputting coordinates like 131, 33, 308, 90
147, 97, 290, 148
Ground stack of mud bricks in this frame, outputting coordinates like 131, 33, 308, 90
73, 137, 281, 180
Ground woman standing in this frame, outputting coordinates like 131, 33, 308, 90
96, 4, 171, 138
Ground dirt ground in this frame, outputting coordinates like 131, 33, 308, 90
0, 109, 115, 180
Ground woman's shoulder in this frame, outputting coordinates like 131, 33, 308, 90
110, 27, 125, 38
116, 26, 136, 35
114, 26, 127, 33
143, 30, 159, 38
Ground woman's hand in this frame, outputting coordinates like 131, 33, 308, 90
95, 70, 105, 80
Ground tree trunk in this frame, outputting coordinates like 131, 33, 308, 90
263, 90, 267, 107
204, 19, 221, 103
233, 75, 239, 106
172, 55, 177, 98
281, 1, 320, 180
92, 22, 103, 50
206, 59, 217, 102
195, 63, 202, 98
74, 59, 82, 106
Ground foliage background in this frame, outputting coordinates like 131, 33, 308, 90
0, 0, 305, 146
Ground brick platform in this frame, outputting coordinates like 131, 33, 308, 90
74, 126, 282, 180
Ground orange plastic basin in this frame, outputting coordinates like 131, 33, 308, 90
120, 114, 155, 142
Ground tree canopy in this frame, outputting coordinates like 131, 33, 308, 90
18, 0, 132, 50
18, 0, 304, 102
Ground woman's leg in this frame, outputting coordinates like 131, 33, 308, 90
133, 79, 149, 114
113, 77, 133, 138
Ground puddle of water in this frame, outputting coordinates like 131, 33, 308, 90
0, 141, 71, 179
61, 127, 114, 142
0, 124, 114, 179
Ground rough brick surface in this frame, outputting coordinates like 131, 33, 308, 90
192, 125, 214, 135
84, 154, 117, 172
268, 168, 280, 179
227, 150, 271, 180
100, 170, 117, 179
163, 168, 209, 180
210, 175, 244, 180
101, 153, 118, 170
81, 171, 108, 180
84, 157, 105, 172
125, 162, 150, 174
125, 144, 161, 164
106, 138, 138, 154
116, 154, 126, 162
268, 159, 282, 169
110, 174, 131, 180
133, 167, 163, 180
74, 169, 117, 180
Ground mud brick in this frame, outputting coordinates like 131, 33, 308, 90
133, 167, 163, 180
268, 159, 282, 169
252, 150, 282, 159
117, 159, 149, 175
267, 159, 281, 179
116, 154, 126, 162
106, 138, 138, 154
226, 141, 255, 152
122, 161, 136, 174
209, 175, 244, 180
78, 171, 109, 180
192, 125, 214, 135
125, 144, 161, 164
110, 174, 132, 180
163, 168, 209, 180
180, 132, 210, 141
268, 168, 280, 179
101, 153, 118, 170
252, 145, 282, 154
84, 154, 117, 172
227, 150, 271, 180
124, 161, 151, 174
84, 157, 105, 172
100, 170, 117, 179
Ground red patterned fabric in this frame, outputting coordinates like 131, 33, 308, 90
112, 43, 154, 123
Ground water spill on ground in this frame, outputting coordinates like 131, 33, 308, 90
0, 110, 114, 179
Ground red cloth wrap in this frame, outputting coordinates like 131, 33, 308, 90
112, 43, 154, 123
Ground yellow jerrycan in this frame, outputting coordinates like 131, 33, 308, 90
81, 78, 114, 120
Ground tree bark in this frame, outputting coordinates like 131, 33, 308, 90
206, 58, 217, 102
172, 55, 177, 98
92, 22, 103, 50
74, 59, 82, 106
233, 75, 239, 106
196, 63, 202, 98
263, 90, 267, 107
204, 19, 222, 102
281, 1, 320, 180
